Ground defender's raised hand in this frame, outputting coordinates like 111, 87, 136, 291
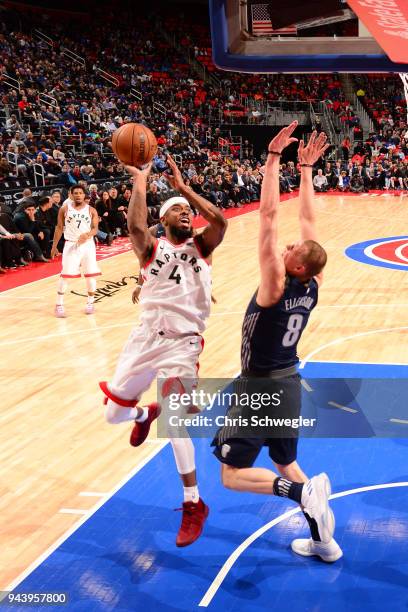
267, 121, 299, 156
298, 131, 330, 166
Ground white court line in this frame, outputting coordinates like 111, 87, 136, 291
304, 358, 408, 367
199, 481, 408, 607
389, 418, 408, 425
316, 303, 408, 309
79, 492, 107, 497
299, 326, 408, 369
300, 379, 313, 392
328, 401, 358, 414
6, 440, 168, 592
59, 509, 88, 515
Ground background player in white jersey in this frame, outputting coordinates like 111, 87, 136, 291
51, 185, 100, 317
100, 155, 227, 547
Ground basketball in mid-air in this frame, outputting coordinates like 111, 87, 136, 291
111, 123, 158, 167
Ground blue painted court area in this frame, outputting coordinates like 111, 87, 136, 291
5, 363, 408, 612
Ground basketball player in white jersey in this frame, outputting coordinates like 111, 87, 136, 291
100, 155, 227, 547
51, 185, 100, 317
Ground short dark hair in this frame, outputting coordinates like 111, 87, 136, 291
38, 196, 50, 207
301, 240, 327, 277
71, 185, 86, 195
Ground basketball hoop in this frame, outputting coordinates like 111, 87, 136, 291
399, 73, 408, 139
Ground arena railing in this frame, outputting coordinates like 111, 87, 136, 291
3, 73, 21, 92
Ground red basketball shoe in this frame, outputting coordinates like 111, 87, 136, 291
129, 403, 161, 447
175, 498, 209, 547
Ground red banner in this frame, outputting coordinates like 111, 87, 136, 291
348, 0, 408, 64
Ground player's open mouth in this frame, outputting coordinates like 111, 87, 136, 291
180, 217, 190, 226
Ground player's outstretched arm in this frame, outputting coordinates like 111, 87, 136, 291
165, 155, 227, 257
51, 205, 66, 258
257, 122, 298, 307
298, 132, 330, 286
298, 131, 330, 243
125, 163, 156, 265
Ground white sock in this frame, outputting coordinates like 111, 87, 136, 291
86, 277, 97, 303
135, 407, 148, 422
183, 485, 199, 503
105, 403, 139, 424
56, 278, 67, 305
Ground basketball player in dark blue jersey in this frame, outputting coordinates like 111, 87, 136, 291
214, 124, 342, 563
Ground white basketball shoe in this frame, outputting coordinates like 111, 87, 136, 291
291, 538, 343, 563
301, 473, 334, 543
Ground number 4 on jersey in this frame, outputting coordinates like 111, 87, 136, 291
169, 265, 181, 284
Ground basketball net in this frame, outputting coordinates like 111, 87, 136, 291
399, 73, 408, 140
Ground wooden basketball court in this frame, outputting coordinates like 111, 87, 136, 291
1, 192, 407, 590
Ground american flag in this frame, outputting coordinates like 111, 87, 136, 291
251, 4, 297, 36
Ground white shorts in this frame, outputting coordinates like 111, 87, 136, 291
61, 239, 101, 278
109, 324, 204, 402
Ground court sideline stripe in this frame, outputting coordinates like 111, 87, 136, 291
198, 481, 408, 607
5, 440, 168, 592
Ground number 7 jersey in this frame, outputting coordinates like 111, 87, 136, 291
140, 236, 212, 334
64, 201, 92, 241
241, 275, 318, 373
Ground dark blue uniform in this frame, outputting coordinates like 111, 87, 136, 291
213, 275, 318, 467
241, 276, 318, 374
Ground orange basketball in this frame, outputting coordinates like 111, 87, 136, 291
111, 123, 158, 167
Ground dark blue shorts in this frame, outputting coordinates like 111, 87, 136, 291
212, 373, 301, 467
213, 435, 299, 467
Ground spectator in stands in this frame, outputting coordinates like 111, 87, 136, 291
0, 218, 28, 268
232, 166, 251, 203
106, 186, 127, 236
146, 183, 162, 220
95, 190, 117, 237
338, 171, 350, 192
341, 137, 351, 161
211, 174, 229, 208
56, 163, 78, 189
313, 169, 329, 192
0, 239, 7, 272
10, 131, 25, 152
13, 203, 50, 262
35, 196, 54, 255
350, 173, 365, 193
0, 209, 33, 266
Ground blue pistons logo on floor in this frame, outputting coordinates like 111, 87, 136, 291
345, 236, 408, 271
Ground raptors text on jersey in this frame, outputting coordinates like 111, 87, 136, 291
140, 236, 212, 334
64, 202, 92, 242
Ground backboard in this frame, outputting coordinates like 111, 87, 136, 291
209, 0, 408, 73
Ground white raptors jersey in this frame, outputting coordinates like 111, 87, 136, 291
140, 236, 212, 334
64, 202, 92, 241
